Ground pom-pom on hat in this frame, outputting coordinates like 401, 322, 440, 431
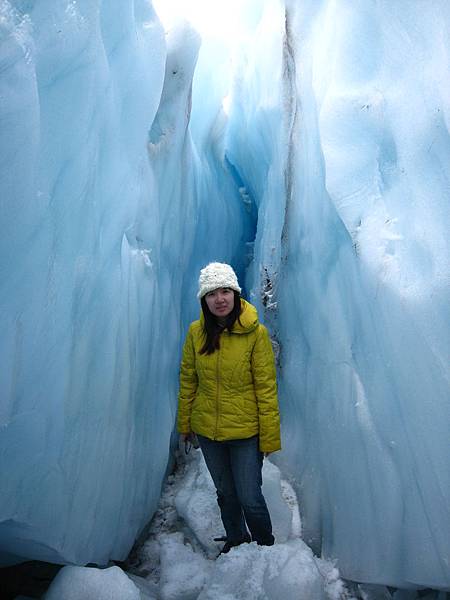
197, 262, 242, 299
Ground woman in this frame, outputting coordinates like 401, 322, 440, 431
177, 262, 281, 554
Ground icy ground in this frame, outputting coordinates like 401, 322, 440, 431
44, 448, 449, 600
45, 448, 350, 600
130, 448, 352, 600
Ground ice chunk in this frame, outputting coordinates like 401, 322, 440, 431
197, 540, 342, 600
174, 452, 224, 558
261, 458, 294, 543
44, 566, 144, 600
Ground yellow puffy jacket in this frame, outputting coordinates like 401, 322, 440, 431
177, 299, 281, 453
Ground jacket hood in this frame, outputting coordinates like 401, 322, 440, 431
199, 299, 259, 334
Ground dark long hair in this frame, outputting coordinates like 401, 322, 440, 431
199, 290, 242, 355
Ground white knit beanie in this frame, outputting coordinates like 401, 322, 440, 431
197, 262, 242, 299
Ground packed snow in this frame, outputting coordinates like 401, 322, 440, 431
44, 565, 143, 600
45, 448, 349, 600
131, 450, 344, 600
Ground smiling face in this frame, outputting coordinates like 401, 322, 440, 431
204, 287, 235, 318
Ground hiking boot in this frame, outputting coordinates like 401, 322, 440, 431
216, 534, 251, 556
256, 534, 275, 547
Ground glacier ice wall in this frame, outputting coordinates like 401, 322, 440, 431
217, 0, 450, 589
0, 0, 170, 566
0, 1, 251, 566
1, 0, 449, 590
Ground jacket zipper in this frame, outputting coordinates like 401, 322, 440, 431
214, 340, 221, 440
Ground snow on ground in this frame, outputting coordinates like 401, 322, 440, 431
125, 447, 351, 600
45, 448, 447, 599
44, 447, 352, 599
44, 565, 143, 600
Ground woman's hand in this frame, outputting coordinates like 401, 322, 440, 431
180, 432, 199, 453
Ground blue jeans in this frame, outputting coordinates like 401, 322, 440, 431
197, 434, 274, 546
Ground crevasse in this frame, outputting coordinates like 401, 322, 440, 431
0, 0, 449, 591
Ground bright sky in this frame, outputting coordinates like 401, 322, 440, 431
152, 0, 249, 41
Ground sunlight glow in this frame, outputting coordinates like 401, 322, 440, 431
153, 0, 248, 42
222, 94, 231, 115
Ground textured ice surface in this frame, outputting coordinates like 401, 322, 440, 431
1, 0, 449, 590
217, 0, 450, 589
0, 1, 250, 566
0, 0, 172, 566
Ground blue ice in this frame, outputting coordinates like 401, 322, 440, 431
0, 0, 449, 593
0, 1, 251, 566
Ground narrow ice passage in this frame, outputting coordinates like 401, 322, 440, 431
0, 0, 449, 596
46, 450, 349, 600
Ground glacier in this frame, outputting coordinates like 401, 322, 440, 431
230, 1, 450, 589
0, 0, 251, 567
1, 0, 449, 594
